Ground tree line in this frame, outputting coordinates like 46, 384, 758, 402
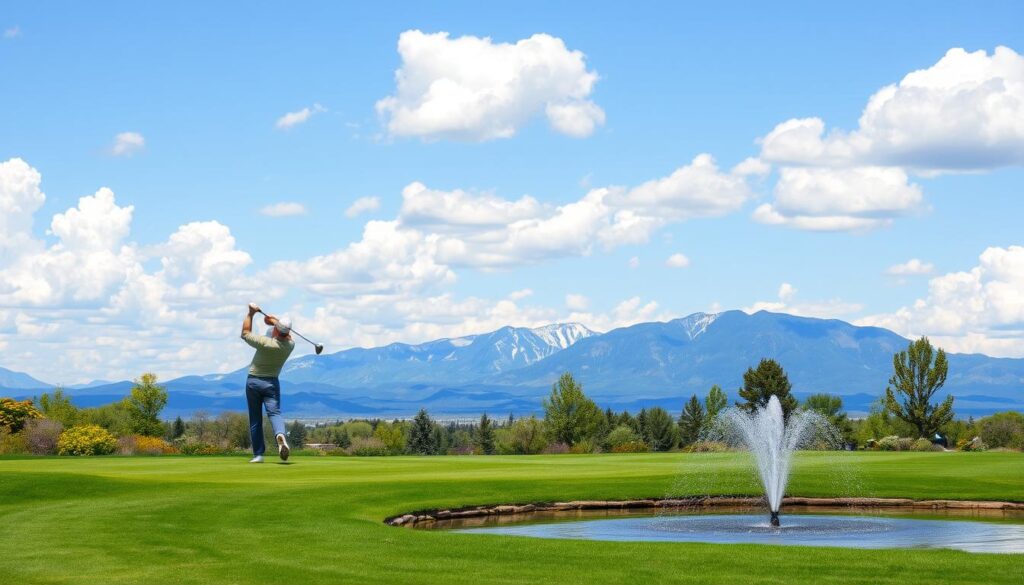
2, 336, 1022, 455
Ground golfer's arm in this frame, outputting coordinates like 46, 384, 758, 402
241, 310, 255, 337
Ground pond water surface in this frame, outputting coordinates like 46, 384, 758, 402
447, 508, 1024, 554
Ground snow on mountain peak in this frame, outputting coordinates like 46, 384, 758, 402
530, 323, 598, 350
676, 312, 719, 340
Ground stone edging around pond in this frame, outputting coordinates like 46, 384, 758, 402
385, 496, 1024, 527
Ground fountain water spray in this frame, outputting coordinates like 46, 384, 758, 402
710, 395, 837, 527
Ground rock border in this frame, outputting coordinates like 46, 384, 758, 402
385, 496, 1024, 527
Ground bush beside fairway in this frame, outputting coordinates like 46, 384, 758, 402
1, 452, 1022, 584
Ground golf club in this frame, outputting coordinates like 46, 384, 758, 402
251, 305, 324, 355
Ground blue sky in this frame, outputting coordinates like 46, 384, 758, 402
1, 1, 1023, 383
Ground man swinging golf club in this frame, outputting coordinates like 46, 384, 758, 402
241, 302, 293, 463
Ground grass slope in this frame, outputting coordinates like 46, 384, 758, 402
1, 452, 1022, 584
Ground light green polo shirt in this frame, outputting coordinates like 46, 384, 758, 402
241, 332, 295, 378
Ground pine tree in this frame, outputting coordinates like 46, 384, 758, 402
336, 428, 351, 449
431, 424, 449, 454
884, 337, 954, 437
679, 394, 706, 447
407, 408, 437, 455
172, 416, 185, 439
636, 408, 649, 440
643, 407, 678, 451
737, 359, 798, 419
475, 413, 495, 455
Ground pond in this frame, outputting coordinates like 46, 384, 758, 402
441, 507, 1024, 554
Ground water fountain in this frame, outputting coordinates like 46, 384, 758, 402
711, 395, 837, 527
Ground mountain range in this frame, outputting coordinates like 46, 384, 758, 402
4, 311, 1023, 418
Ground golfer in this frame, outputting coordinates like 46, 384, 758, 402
241, 303, 294, 462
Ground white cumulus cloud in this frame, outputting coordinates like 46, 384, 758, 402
752, 166, 923, 232
760, 46, 1024, 172
405, 154, 756, 267
859, 245, 1024, 357
376, 30, 604, 141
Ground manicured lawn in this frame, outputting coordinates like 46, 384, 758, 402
1, 452, 1022, 584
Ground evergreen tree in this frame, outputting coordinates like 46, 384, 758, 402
643, 407, 678, 451
431, 423, 449, 454
636, 408, 649, 440
705, 385, 727, 419
884, 337, 954, 437
619, 411, 639, 433
679, 394, 706, 447
737, 359, 798, 419
124, 373, 168, 437
407, 408, 437, 455
172, 416, 185, 439
542, 372, 605, 446
475, 413, 496, 455
336, 428, 351, 449
507, 412, 515, 427
286, 420, 307, 448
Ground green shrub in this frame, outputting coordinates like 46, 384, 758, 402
978, 412, 1024, 450
569, 438, 600, 454
497, 416, 547, 454
897, 438, 914, 451
0, 428, 28, 454
57, 424, 117, 456
611, 440, 650, 453
373, 423, 406, 455
344, 421, 374, 440
911, 438, 933, 452
348, 437, 388, 456
876, 435, 901, 451
606, 425, 642, 450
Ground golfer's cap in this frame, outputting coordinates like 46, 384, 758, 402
275, 317, 292, 336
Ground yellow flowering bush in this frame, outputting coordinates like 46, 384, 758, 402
0, 397, 42, 433
135, 435, 178, 455
57, 424, 118, 456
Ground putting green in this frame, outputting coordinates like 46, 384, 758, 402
1, 452, 1022, 584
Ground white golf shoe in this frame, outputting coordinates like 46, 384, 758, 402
276, 434, 290, 461
249, 455, 264, 463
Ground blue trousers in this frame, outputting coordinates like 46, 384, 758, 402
246, 375, 286, 456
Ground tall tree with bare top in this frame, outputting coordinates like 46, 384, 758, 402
883, 337, 954, 438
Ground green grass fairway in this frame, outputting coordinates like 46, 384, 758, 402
2, 452, 1022, 584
